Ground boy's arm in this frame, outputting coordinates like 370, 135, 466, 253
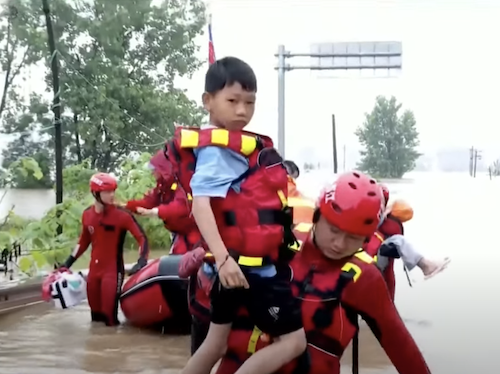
190, 146, 248, 263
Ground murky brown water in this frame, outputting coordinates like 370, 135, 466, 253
0, 303, 190, 373
2, 172, 500, 373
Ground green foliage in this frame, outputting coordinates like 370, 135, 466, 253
0, 1, 46, 119
0, 2, 51, 189
356, 96, 421, 179
2, 153, 172, 275
1, 134, 53, 188
1, 0, 206, 187
0, 157, 43, 268
0, 156, 43, 188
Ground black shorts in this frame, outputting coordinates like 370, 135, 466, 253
210, 265, 302, 337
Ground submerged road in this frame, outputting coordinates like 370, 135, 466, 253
1, 172, 498, 373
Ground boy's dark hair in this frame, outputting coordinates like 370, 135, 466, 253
205, 57, 257, 94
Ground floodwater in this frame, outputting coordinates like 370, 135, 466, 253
1, 171, 499, 374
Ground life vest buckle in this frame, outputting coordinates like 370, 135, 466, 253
237, 255, 264, 267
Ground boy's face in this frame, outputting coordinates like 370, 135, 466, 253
203, 83, 256, 130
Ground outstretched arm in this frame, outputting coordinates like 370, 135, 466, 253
343, 268, 431, 374
125, 188, 161, 212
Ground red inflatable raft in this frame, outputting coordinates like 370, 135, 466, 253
120, 255, 191, 333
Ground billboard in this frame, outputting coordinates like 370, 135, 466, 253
309, 41, 402, 78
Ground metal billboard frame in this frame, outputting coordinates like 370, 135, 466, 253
275, 41, 402, 158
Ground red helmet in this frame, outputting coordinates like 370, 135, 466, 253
318, 171, 384, 237
379, 183, 389, 206
90, 173, 117, 193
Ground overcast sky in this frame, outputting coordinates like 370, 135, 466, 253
2, 0, 500, 166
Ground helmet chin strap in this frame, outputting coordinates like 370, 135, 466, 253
92, 192, 108, 214
92, 192, 103, 204
311, 224, 319, 248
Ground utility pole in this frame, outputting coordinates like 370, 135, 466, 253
331, 114, 338, 173
275, 42, 402, 158
42, 0, 63, 234
473, 149, 482, 178
469, 146, 474, 177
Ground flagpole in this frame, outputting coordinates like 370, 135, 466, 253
207, 8, 215, 65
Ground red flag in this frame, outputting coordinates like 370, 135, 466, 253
208, 14, 216, 65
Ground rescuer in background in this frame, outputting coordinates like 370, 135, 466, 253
214, 171, 431, 374
61, 173, 149, 326
124, 150, 203, 255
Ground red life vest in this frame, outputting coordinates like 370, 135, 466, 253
159, 182, 194, 233
152, 181, 202, 255
166, 127, 295, 265
363, 213, 404, 300
364, 213, 404, 257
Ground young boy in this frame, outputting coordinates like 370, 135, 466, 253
180, 57, 307, 374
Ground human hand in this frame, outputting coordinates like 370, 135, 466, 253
136, 207, 159, 217
216, 255, 249, 289
129, 257, 148, 275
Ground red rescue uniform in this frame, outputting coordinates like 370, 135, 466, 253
126, 182, 202, 255
217, 237, 430, 374
364, 213, 404, 300
70, 205, 149, 325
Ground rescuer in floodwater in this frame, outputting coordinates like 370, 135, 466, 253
215, 171, 431, 374
60, 173, 149, 326
123, 150, 203, 255
181, 171, 431, 374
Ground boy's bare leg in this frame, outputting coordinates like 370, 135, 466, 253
181, 322, 232, 374
234, 329, 307, 374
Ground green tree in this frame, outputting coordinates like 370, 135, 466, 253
2, 153, 173, 276
1, 1, 56, 188
4, 0, 206, 173
1, 136, 53, 188
0, 1, 45, 118
356, 96, 421, 179
1, 93, 54, 188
